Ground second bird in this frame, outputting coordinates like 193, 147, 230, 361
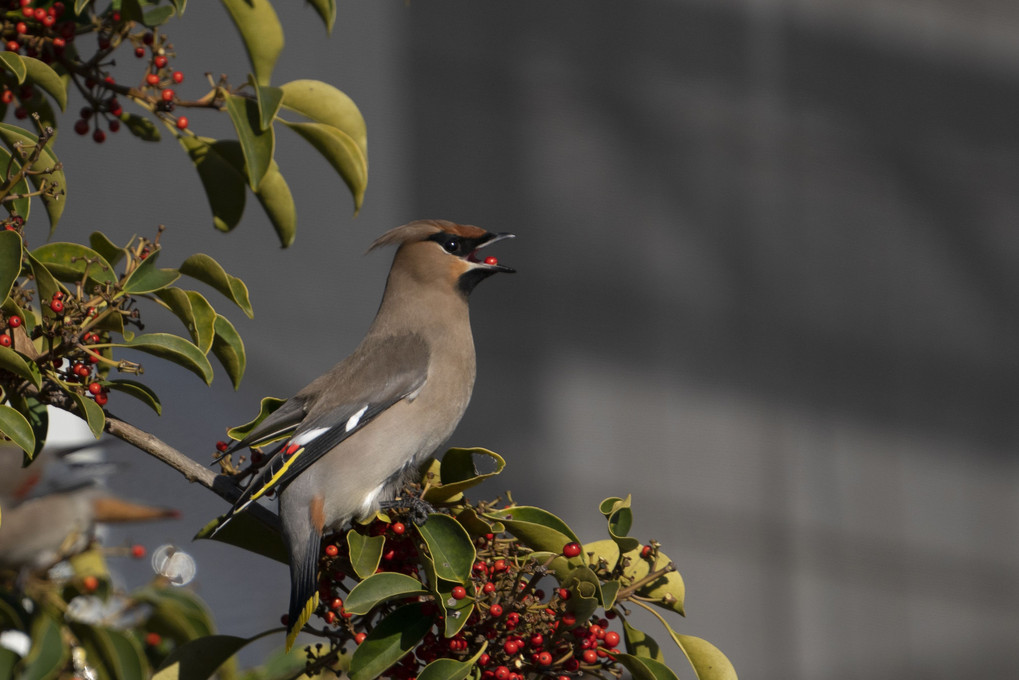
209, 219, 515, 649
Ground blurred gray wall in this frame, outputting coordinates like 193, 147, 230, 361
54, 1, 1019, 678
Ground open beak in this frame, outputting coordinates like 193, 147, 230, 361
469, 232, 516, 273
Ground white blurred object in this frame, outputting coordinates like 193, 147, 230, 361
151, 544, 196, 586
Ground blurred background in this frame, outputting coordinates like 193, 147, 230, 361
40, 1, 1019, 678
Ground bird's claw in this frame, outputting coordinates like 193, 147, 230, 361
379, 496, 434, 526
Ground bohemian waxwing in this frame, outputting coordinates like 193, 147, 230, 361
208, 219, 514, 649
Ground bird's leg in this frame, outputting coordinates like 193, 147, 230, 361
379, 496, 435, 525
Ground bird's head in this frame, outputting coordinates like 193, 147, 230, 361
370, 219, 515, 296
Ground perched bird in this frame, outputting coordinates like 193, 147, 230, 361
209, 219, 514, 649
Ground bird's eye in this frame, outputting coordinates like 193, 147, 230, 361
442, 238, 460, 254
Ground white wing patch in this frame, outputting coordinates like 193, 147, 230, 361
292, 426, 329, 447
345, 405, 369, 432
360, 482, 385, 516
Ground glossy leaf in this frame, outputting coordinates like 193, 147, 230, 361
601, 495, 641, 554
432, 576, 474, 638
344, 572, 427, 615
347, 531, 385, 581
74, 0, 92, 14
220, 0, 283, 86
250, 77, 283, 132
0, 403, 34, 454
122, 256, 180, 294
178, 253, 253, 318
21, 612, 67, 680
0, 346, 38, 389
24, 253, 66, 321
484, 506, 581, 554
21, 56, 67, 111
137, 587, 216, 641
674, 634, 738, 680
88, 231, 125, 268
615, 653, 681, 680
107, 380, 162, 415
179, 136, 246, 232
253, 160, 296, 248
424, 447, 505, 503
305, 0, 336, 32
155, 288, 214, 354
7, 394, 46, 460
194, 510, 287, 565
122, 333, 214, 384
152, 635, 252, 680
279, 79, 366, 156
0, 230, 20, 304
0, 52, 26, 83
0, 147, 31, 220
211, 314, 245, 389
349, 603, 432, 680
142, 5, 175, 27
623, 619, 665, 662
31, 242, 116, 286
0, 122, 67, 231
226, 94, 274, 191
68, 392, 104, 439
120, 112, 161, 141
71, 624, 149, 680
227, 396, 286, 441
281, 120, 366, 212
584, 540, 685, 616
418, 513, 475, 583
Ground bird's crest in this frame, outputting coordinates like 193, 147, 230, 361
368, 219, 489, 252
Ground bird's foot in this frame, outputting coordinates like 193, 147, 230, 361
379, 496, 434, 526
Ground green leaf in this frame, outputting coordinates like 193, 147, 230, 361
584, 540, 685, 615
0, 124, 66, 231
68, 392, 104, 439
226, 94, 274, 191
674, 634, 738, 680
194, 511, 288, 565
227, 396, 286, 441
417, 657, 477, 680
347, 531, 385, 581
0, 347, 36, 389
423, 447, 505, 503
142, 5, 175, 26
253, 160, 296, 248
71, 625, 149, 680
279, 79, 366, 157
0, 230, 21, 304
120, 112, 161, 141
281, 120, 366, 213
74, 0, 93, 14
349, 603, 432, 680
88, 232, 125, 268
152, 635, 253, 680
20, 612, 67, 680
623, 619, 665, 662
417, 513, 475, 583
178, 253, 253, 317
602, 495, 641, 554
250, 77, 283, 132
21, 57, 67, 111
0, 147, 31, 220
305, 0, 336, 32
155, 288, 214, 353
7, 394, 46, 460
122, 333, 214, 384
137, 586, 216, 640
31, 242, 116, 286
211, 314, 245, 389
345, 572, 427, 615
18, 89, 55, 135
0, 52, 26, 83
220, 0, 283, 87
179, 136, 246, 232
122, 256, 180, 294
483, 506, 581, 554
24, 252, 67, 321
615, 653, 681, 680
0, 403, 34, 454
106, 379, 161, 415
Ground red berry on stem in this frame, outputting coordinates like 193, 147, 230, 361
94, 391, 108, 406
82, 575, 99, 592
582, 649, 598, 664
8, 315, 21, 328
451, 585, 467, 600
6, 41, 19, 53
354, 632, 367, 644
135, 46, 145, 58
88, 382, 102, 395
109, 119, 120, 133
391, 521, 405, 535
131, 544, 146, 558
145, 73, 159, 86
1, 90, 12, 104
15, 22, 26, 35
494, 667, 510, 680
92, 129, 105, 143
488, 603, 503, 617
154, 55, 167, 68
145, 632, 161, 647
324, 544, 339, 557
562, 542, 581, 558
503, 640, 520, 655
49, 299, 63, 313
537, 652, 553, 666
175, 116, 188, 130
161, 88, 174, 101
0, 334, 10, 347
482, 581, 496, 594
603, 631, 620, 647
216, 440, 229, 452
172, 70, 183, 84
330, 597, 343, 610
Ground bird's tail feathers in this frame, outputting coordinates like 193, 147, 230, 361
285, 523, 322, 652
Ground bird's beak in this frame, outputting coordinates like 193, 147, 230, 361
470, 232, 516, 273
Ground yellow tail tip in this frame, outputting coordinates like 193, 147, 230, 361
284, 592, 320, 652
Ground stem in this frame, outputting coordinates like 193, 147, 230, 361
614, 561, 676, 603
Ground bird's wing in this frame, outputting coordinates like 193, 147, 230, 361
212, 334, 430, 529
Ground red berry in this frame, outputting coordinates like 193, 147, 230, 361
145, 73, 159, 86
41, 14, 54, 27
82, 575, 99, 592
488, 603, 503, 617
537, 652, 553, 666
391, 521, 405, 535
6, 41, 18, 53
530, 634, 543, 648
478, 653, 491, 666
216, 440, 229, 452
1, 90, 12, 104
603, 631, 620, 647
492, 559, 507, 572
15, 23, 26, 35
8, 315, 21, 328
324, 544, 339, 557
108, 119, 120, 133
330, 597, 343, 610
18, 0, 30, 8
145, 632, 161, 646
142, 32, 154, 45
562, 613, 576, 626
354, 632, 367, 644
33, 8, 45, 21
0, 334, 10, 347
641, 545, 652, 558
323, 611, 336, 624
53, 291, 64, 300
92, 129, 105, 143
49, 299, 63, 313
153, 55, 168, 68
172, 70, 184, 84
135, 46, 145, 58
94, 391, 108, 406
562, 542, 582, 558
581, 649, 598, 664
52, 37, 65, 49
494, 667, 510, 680
87, 382, 102, 395
484, 256, 498, 265
503, 640, 520, 655
557, 587, 570, 600
451, 585, 467, 600
160, 88, 174, 101
482, 581, 496, 594
131, 544, 146, 558
175, 116, 188, 130
20, 7, 30, 18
